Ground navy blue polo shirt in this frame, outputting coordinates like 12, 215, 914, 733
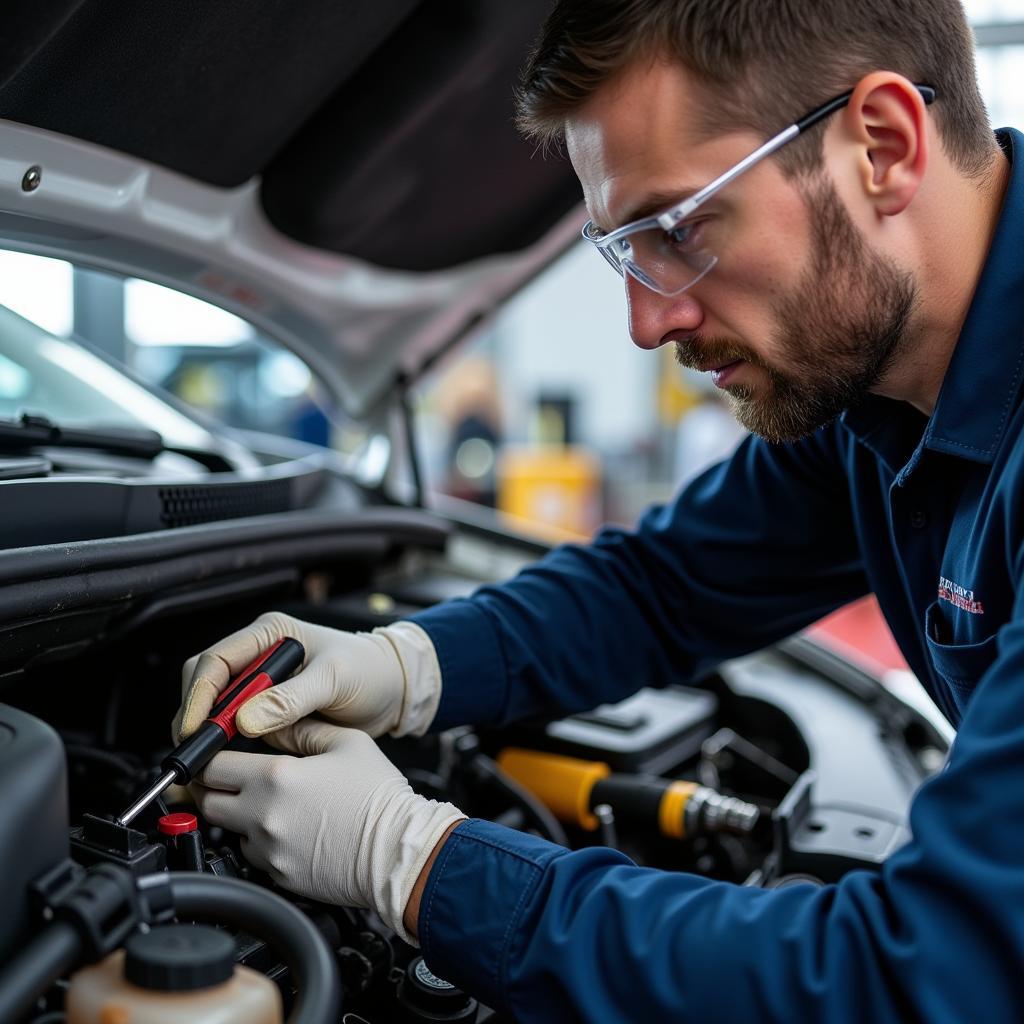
408, 130, 1024, 1022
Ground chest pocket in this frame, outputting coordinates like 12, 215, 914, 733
924, 600, 1000, 715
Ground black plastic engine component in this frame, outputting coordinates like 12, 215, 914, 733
699, 727, 799, 800
0, 703, 69, 965
337, 927, 394, 998
71, 813, 167, 876
0, 861, 163, 1024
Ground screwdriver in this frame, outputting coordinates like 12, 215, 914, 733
116, 637, 305, 827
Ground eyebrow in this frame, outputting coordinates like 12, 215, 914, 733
595, 187, 700, 235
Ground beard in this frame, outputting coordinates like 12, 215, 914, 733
674, 178, 918, 443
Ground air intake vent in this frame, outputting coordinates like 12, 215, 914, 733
159, 480, 292, 528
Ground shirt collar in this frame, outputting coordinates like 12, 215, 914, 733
922, 128, 1024, 464
843, 129, 1024, 466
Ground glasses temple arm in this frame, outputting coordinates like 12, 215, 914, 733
658, 125, 799, 228
659, 84, 936, 230
794, 84, 935, 134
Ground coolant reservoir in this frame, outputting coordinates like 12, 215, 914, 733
66, 923, 282, 1024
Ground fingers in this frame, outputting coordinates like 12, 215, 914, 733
174, 652, 232, 742
193, 748, 292, 835
175, 611, 311, 741
196, 750, 253, 792
235, 666, 335, 738
239, 835, 275, 877
192, 783, 252, 836
263, 718, 353, 757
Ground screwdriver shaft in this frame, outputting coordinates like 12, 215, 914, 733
116, 768, 178, 827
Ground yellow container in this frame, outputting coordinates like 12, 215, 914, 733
497, 446, 602, 541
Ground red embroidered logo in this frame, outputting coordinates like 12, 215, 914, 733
938, 576, 985, 615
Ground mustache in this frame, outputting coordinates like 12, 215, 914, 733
673, 335, 764, 372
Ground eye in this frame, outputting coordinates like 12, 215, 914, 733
664, 220, 703, 250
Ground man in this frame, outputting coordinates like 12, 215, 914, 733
174, 1, 1024, 1019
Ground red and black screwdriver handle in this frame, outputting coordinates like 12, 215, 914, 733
165, 636, 305, 784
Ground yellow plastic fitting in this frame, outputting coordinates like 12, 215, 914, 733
497, 747, 610, 831
657, 780, 698, 840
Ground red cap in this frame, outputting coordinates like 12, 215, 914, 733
157, 812, 199, 836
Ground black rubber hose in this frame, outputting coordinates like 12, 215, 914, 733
472, 753, 570, 847
0, 921, 82, 1024
166, 873, 342, 1024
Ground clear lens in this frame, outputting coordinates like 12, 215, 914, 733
605, 223, 717, 296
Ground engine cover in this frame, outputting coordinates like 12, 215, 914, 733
0, 703, 68, 962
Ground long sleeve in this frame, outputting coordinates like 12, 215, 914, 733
418, 587, 1024, 1021
412, 425, 869, 730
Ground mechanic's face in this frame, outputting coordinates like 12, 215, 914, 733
566, 60, 917, 443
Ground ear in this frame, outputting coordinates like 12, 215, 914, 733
840, 72, 929, 217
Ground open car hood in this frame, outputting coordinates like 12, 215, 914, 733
0, 0, 582, 416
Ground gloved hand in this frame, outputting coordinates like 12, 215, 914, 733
172, 611, 442, 743
192, 719, 466, 942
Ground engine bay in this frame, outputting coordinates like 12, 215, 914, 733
0, 518, 949, 1023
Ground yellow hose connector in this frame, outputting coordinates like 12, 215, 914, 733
657, 780, 699, 840
498, 748, 610, 831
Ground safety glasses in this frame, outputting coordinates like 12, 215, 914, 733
582, 84, 936, 296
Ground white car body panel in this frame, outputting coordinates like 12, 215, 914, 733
0, 118, 584, 416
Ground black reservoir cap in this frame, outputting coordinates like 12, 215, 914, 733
125, 924, 235, 992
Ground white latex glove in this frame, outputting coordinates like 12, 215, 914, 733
192, 719, 465, 943
172, 611, 442, 743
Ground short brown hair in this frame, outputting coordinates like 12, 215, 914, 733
516, 0, 996, 179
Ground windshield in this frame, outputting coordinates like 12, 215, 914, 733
0, 302, 223, 453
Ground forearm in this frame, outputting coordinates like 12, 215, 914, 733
414, 435, 866, 733
415, 820, 912, 1023
409, 537, 707, 732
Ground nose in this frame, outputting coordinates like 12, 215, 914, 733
625, 274, 705, 350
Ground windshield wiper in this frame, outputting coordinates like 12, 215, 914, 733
0, 413, 164, 459
0, 413, 233, 471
